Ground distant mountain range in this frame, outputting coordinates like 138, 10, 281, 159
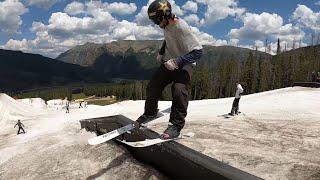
56, 40, 271, 79
2, 40, 316, 92
0, 49, 106, 91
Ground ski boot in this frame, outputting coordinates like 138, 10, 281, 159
229, 107, 236, 116
161, 124, 180, 139
134, 114, 158, 129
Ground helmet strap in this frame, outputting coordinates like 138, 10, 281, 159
162, 14, 175, 28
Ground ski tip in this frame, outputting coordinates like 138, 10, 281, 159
88, 139, 99, 145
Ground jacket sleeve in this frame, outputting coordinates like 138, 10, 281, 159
175, 49, 203, 66
14, 123, 17, 128
238, 84, 244, 93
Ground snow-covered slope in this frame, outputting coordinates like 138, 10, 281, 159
0, 94, 42, 128
0, 87, 319, 180
17, 98, 47, 109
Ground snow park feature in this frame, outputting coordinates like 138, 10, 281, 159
88, 107, 170, 145
81, 115, 261, 179
0, 94, 39, 129
47, 99, 66, 109
17, 98, 47, 109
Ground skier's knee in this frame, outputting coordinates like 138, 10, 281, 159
172, 83, 188, 98
146, 82, 161, 97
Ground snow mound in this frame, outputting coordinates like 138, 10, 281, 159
47, 99, 67, 109
0, 94, 39, 128
17, 98, 47, 109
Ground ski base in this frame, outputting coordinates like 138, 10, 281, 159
118, 132, 194, 148
88, 123, 135, 145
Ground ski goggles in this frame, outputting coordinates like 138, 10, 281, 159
149, 16, 163, 25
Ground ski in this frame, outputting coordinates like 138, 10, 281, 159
117, 132, 194, 148
88, 108, 170, 145
88, 123, 135, 145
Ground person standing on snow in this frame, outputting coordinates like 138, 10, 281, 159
66, 100, 70, 114
135, 0, 203, 139
311, 71, 316, 82
14, 120, 25, 135
229, 82, 244, 116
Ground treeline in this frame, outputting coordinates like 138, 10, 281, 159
83, 82, 148, 100
16, 88, 72, 101
191, 45, 319, 99
82, 81, 173, 100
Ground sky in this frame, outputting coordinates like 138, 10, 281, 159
0, 0, 319, 58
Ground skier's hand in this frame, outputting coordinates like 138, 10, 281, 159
156, 53, 164, 63
164, 59, 178, 71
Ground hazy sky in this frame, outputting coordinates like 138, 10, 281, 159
0, 0, 319, 58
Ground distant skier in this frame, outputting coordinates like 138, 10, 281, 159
66, 100, 70, 113
229, 82, 244, 116
135, 0, 203, 139
311, 71, 316, 82
14, 120, 25, 135
79, 101, 83, 108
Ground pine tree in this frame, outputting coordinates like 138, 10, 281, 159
277, 38, 281, 55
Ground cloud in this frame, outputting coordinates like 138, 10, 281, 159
229, 38, 239, 46
111, 20, 162, 40
182, 1, 198, 13
189, 26, 228, 46
229, 12, 305, 43
292, 4, 320, 32
195, 0, 245, 25
169, 0, 184, 16
184, 14, 200, 26
105, 2, 137, 15
134, 0, 153, 26
0, 0, 28, 34
230, 12, 283, 39
64, 1, 85, 16
1, 1, 162, 58
0, 0, 250, 57
65, 1, 137, 16
3, 38, 29, 51
27, 0, 60, 9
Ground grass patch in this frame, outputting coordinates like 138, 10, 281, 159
88, 99, 118, 106
72, 93, 86, 100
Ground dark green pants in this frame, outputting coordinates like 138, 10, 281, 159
144, 65, 190, 130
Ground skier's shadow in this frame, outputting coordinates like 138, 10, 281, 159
217, 114, 232, 119
86, 153, 128, 180
162, 107, 171, 114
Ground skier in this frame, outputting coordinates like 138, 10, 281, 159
229, 82, 244, 116
66, 100, 70, 113
14, 120, 25, 135
79, 101, 83, 108
135, 0, 203, 139
311, 71, 316, 82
